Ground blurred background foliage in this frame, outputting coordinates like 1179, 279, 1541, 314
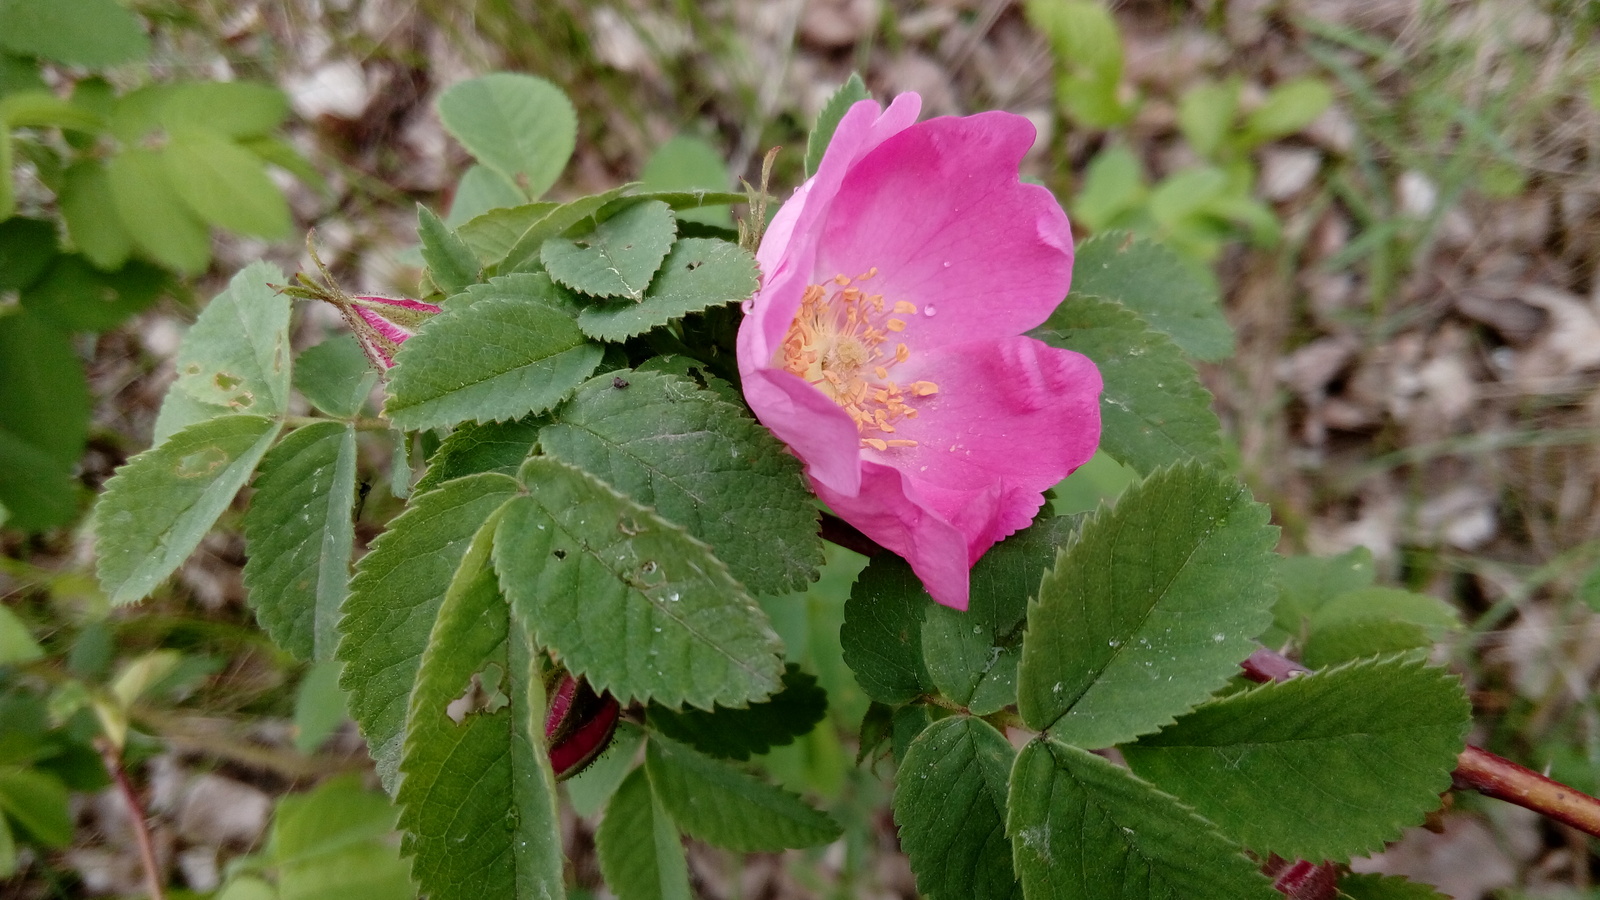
4, 0, 1600, 897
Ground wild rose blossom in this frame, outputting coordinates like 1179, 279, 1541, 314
737, 93, 1102, 610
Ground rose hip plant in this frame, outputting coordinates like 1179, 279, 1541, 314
86, 73, 1577, 900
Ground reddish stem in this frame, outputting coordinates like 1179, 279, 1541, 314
96, 739, 165, 900
1240, 645, 1600, 840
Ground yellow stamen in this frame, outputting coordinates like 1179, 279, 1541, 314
886, 319, 907, 332
894, 300, 917, 315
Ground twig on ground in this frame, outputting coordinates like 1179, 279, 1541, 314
96, 739, 165, 900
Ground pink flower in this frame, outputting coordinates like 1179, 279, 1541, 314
737, 93, 1102, 610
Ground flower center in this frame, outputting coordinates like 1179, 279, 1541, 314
779, 267, 939, 452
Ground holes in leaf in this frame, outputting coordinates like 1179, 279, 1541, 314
552, 548, 568, 560
446, 663, 510, 724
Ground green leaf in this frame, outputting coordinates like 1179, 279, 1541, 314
436, 73, 575, 200
413, 418, 540, 495
242, 422, 358, 661
0, 604, 42, 664
895, 716, 1019, 900
416, 203, 478, 296
1338, 873, 1450, 900
0, 813, 14, 879
60, 160, 133, 271
0, 310, 88, 530
841, 555, 935, 705
1016, 463, 1278, 748
0, 0, 149, 66
597, 766, 691, 900
106, 147, 212, 274
216, 877, 275, 900
0, 132, 11, 220
1177, 82, 1240, 160
647, 664, 826, 761
396, 517, 564, 900
1243, 78, 1335, 145
165, 127, 292, 238
1027, 0, 1129, 128
542, 199, 677, 300
0, 217, 56, 291
155, 261, 292, 442
0, 765, 72, 847
493, 456, 784, 709
1033, 294, 1223, 474
159, 81, 289, 139
1123, 657, 1468, 861
95, 415, 283, 605
922, 516, 1080, 714
293, 334, 377, 420
493, 187, 631, 274
640, 136, 733, 228
1072, 146, 1147, 232
456, 201, 559, 264
1067, 231, 1233, 361
806, 74, 870, 178
446, 164, 525, 227
567, 720, 647, 818
336, 472, 520, 790
1008, 739, 1279, 900
645, 734, 841, 851
1273, 547, 1375, 639
385, 274, 602, 431
577, 238, 759, 341
292, 660, 347, 754
21, 255, 166, 332
539, 369, 822, 595
1301, 587, 1459, 669
273, 776, 415, 900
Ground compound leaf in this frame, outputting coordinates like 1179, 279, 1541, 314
542, 199, 677, 300
1068, 231, 1233, 361
596, 767, 691, 900
895, 716, 1019, 900
576, 238, 758, 342
645, 734, 841, 852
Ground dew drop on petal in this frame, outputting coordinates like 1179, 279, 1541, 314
741, 298, 755, 313
924, 304, 937, 317
942, 261, 951, 268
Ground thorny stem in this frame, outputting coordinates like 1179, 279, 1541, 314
96, 738, 165, 900
1241, 645, 1600, 840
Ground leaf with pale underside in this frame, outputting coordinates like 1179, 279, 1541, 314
576, 238, 759, 342
242, 421, 358, 662
895, 716, 1019, 900
1007, 739, 1279, 900
436, 73, 574, 201
597, 767, 691, 900
1033, 295, 1222, 475
293, 334, 377, 420
1122, 657, 1468, 862
396, 518, 564, 900
647, 664, 826, 761
1016, 462, 1278, 748
95, 415, 283, 606
416, 204, 479, 296
493, 456, 783, 710
384, 277, 601, 431
1069, 231, 1234, 361
645, 734, 841, 852
336, 472, 521, 790
155, 261, 292, 442
539, 370, 821, 595
542, 199, 677, 300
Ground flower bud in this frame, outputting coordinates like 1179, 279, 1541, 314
277, 234, 440, 369
544, 673, 622, 781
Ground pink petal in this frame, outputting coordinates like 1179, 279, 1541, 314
812, 112, 1072, 350
355, 306, 418, 344
741, 368, 864, 494
869, 335, 1101, 561
812, 461, 974, 610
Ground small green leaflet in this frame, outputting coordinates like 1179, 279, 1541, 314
640, 136, 734, 229
271, 776, 415, 900
1122, 657, 1469, 862
165, 126, 291, 238
492, 457, 784, 710
567, 721, 647, 818
597, 767, 691, 900
413, 418, 540, 495
494, 187, 630, 274
840, 555, 936, 705
647, 664, 827, 761
336, 472, 521, 790
106, 146, 212, 274
1007, 740, 1279, 900
1033, 295, 1222, 475
1016, 462, 1278, 748
644, 734, 842, 852
242, 422, 359, 662
542, 199, 678, 300
576, 238, 759, 342
416, 204, 479, 296
0, 217, 54, 291
95, 415, 283, 606
1337, 873, 1450, 900
539, 370, 822, 595
60, 160, 132, 270
0, 310, 89, 530
1069, 231, 1234, 361
446, 164, 525, 227
154, 261, 293, 442
0, 604, 43, 665
0, 766, 72, 847
1273, 547, 1375, 639
894, 716, 1019, 900
20, 256, 167, 333
436, 73, 575, 201
291, 660, 346, 754
1300, 587, 1460, 669
396, 519, 564, 900
0, 0, 150, 66
292, 334, 377, 420
384, 277, 602, 431
455, 201, 559, 264
158, 81, 290, 139
806, 74, 869, 177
